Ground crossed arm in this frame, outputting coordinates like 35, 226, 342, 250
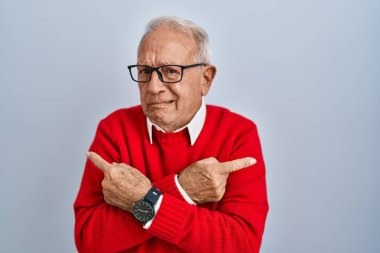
87, 151, 256, 212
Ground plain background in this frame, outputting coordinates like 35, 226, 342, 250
1, 0, 379, 252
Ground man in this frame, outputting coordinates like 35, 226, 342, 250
74, 16, 269, 253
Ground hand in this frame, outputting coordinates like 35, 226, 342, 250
177, 157, 256, 204
87, 152, 152, 213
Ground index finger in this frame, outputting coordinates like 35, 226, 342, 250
219, 157, 256, 174
87, 151, 113, 173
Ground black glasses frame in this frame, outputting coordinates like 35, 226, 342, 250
127, 63, 206, 83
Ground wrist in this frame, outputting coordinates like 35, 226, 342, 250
132, 187, 162, 224
175, 175, 196, 205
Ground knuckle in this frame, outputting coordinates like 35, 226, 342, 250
226, 162, 235, 171
209, 157, 218, 162
119, 163, 129, 169
196, 159, 206, 165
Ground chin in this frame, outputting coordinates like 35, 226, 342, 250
152, 115, 180, 132
150, 112, 171, 124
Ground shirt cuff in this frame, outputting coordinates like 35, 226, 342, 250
143, 194, 163, 229
174, 174, 197, 205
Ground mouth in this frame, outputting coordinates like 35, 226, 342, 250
149, 100, 175, 105
148, 100, 175, 109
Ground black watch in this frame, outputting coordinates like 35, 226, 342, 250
132, 187, 162, 223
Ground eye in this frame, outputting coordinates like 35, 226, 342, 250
161, 66, 181, 74
138, 67, 152, 75
167, 68, 178, 74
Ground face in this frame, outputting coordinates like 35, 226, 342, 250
137, 27, 216, 132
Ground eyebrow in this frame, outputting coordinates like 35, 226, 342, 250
138, 61, 180, 66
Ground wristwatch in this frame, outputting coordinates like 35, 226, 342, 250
132, 187, 162, 223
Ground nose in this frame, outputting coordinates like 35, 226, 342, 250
147, 69, 166, 94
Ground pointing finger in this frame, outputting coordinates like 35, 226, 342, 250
219, 157, 256, 174
87, 151, 113, 173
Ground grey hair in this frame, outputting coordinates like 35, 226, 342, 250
138, 16, 211, 64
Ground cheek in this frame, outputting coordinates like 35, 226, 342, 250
177, 86, 201, 108
138, 87, 147, 103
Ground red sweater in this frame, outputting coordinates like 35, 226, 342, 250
74, 105, 269, 253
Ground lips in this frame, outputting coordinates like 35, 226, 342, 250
148, 100, 175, 105
147, 100, 175, 109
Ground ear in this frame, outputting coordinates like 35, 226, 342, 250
200, 65, 217, 96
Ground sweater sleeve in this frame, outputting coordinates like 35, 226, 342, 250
74, 120, 153, 253
146, 121, 269, 253
153, 173, 188, 201
153, 174, 196, 204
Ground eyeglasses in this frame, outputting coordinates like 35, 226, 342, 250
127, 63, 206, 83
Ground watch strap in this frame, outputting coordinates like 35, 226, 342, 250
144, 187, 162, 206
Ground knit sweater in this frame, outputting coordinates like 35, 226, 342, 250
74, 105, 269, 253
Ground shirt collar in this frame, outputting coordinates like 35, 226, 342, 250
146, 97, 206, 146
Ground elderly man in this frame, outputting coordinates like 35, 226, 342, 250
74, 16, 269, 253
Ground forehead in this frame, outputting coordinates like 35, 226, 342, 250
138, 27, 196, 65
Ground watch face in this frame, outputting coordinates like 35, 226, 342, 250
132, 201, 155, 223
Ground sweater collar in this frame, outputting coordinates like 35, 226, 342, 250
146, 97, 206, 146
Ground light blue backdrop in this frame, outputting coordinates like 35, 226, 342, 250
1, 0, 379, 252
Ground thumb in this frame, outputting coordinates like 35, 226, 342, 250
197, 157, 219, 165
219, 157, 256, 174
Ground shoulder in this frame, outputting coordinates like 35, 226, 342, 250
97, 105, 146, 132
206, 104, 257, 129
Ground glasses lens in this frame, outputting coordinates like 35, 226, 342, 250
159, 65, 182, 82
129, 66, 152, 82
129, 65, 183, 83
